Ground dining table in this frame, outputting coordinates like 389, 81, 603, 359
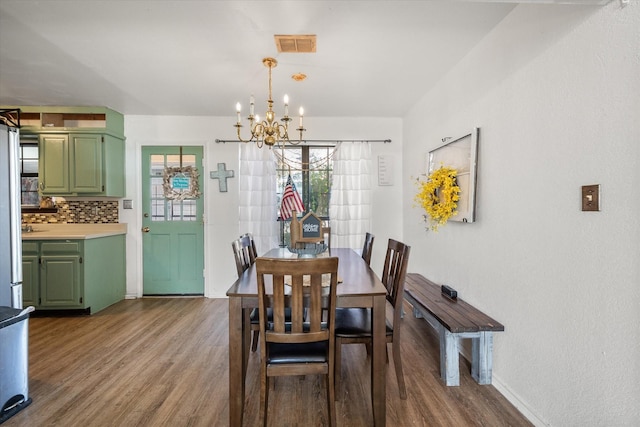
227, 247, 388, 426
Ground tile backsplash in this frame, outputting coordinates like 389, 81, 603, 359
22, 200, 119, 224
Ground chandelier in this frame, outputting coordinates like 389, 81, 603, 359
234, 57, 305, 148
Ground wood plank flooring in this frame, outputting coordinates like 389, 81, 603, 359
3, 298, 532, 427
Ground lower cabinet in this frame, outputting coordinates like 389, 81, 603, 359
22, 235, 125, 314
21, 242, 39, 308
41, 241, 83, 308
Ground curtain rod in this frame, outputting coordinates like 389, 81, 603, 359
215, 138, 391, 144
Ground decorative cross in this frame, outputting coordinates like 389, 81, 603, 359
209, 162, 235, 192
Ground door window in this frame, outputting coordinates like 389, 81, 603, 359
149, 154, 198, 222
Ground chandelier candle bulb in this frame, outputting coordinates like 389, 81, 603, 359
299, 107, 304, 127
236, 103, 242, 123
250, 95, 255, 116
284, 95, 289, 117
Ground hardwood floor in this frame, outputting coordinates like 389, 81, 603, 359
4, 298, 532, 427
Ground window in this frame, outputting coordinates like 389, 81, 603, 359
275, 145, 334, 246
19, 140, 39, 206
149, 154, 198, 222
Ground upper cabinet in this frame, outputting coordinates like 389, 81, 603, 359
2, 106, 126, 197
14, 106, 125, 139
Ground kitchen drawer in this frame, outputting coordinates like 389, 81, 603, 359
41, 241, 81, 254
22, 241, 39, 254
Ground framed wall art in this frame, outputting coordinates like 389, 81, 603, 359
428, 127, 479, 223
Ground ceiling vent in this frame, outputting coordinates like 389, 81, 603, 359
274, 34, 316, 53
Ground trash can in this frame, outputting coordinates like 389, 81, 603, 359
0, 306, 34, 424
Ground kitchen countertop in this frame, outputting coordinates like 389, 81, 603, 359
21, 223, 127, 240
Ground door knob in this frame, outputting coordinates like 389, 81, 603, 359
142, 227, 150, 233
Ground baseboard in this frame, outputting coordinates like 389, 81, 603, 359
491, 373, 548, 427
458, 348, 547, 426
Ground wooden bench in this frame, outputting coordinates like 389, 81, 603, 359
403, 273, 504, 386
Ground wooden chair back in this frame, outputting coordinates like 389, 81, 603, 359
322, 226, 331, 249
256, 257, 339, 345
232, 233, 258, 277
381, 238, 411, 310
361, 232, 375, 266
255, 256, 339, 426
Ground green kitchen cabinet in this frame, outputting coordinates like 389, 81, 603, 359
23, 235, 126, 314
0, 105, 127, 197
39, 132, 124, 196
40, 241, 83, 308
21, 242, 39, 308
39, 134, 70, 194
70, 134, 103, 193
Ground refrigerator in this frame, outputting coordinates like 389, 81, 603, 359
0, 120, 22, 308
0, 116, 33, 423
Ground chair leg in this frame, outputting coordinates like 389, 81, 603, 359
260, 369, 269, 427
334, 338, 342, 399
391, 339, 407, 399
327, 371, 337, 427
251, 330, 259, 352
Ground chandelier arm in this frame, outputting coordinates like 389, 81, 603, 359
296, 127, 306, 144
254, 122, 266, 148
235, 124, 255, 143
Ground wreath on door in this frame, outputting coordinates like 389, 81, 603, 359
163, 166, 201, 201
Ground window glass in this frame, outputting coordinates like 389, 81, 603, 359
275, 145, 334, 245
21, 177, 39, 205
19, 143, 39, 206
149, 153, 199, 222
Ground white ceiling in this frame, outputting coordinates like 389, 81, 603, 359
0, 1, 608, 118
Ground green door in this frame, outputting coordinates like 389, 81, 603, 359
141, 146, 204, 295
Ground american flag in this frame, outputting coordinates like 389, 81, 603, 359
280, 175, 304, 220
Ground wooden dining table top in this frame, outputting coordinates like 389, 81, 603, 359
226, 247, 387, 301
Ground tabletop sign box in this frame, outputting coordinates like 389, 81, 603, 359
290, 211, 324, 247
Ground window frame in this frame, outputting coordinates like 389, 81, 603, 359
19, 138, 45, 211
275, 144, 334, 246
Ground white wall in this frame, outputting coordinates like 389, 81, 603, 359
121, 116, 402, 299
402, 2, 640, 426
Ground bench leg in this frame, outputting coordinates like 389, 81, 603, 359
439, 327, 460, 386
471, 332, 494, 385
412, 306, 423, 319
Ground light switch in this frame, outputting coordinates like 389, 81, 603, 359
581, 185, 600, 211
123, 199, 133, 209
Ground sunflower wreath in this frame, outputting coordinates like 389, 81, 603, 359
414, 166, 461, 231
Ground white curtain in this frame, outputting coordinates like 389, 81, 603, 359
238, 143, 279, 255
329, 142, 372, 249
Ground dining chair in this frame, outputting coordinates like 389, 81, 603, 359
231, 233, 264, 352
361, 232, 375, 266
255, 256, 339, 427
334, 238, 411, 400
232, 233, 257, 277
322, 226, 331, 248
